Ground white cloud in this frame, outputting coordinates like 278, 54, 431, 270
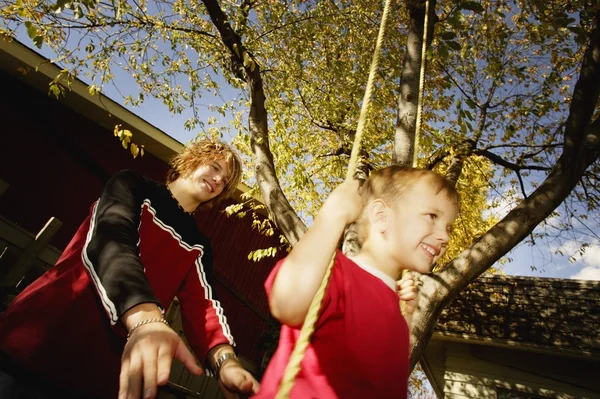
571, 267, 600, 281
557, 241, 600, 280
484, 189, 520, 220
558, 242, 600, 268
581, 245, 600, 268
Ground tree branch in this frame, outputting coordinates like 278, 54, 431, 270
201, 0, 307, 245
474, 149, 551, 171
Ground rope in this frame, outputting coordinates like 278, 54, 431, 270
412, 0, 430, 168
274, 1, 393, 398
345, 0, 392, 181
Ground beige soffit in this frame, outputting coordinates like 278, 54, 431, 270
431, 331, 597, 360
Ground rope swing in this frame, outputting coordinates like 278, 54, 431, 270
274, 0, 429, 397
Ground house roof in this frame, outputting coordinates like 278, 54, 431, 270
432, 275, 600, 358
0, 36, 258, 205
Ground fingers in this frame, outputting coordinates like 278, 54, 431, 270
119, 325, 182, 399
219, 381, 238, 399
118, 358, 130, 399
175, 340, 204, 376
396, 275, 418, 301
142, 347, 158, 399
236, 369, 260, 394
247, 374, 261, 394
156, 344, 173, 386
119, 351, 143, 399
220, 364, 261, 398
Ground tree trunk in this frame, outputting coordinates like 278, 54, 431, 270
393, 0, 437, 165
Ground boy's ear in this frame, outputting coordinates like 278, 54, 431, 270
367, 199, 388, 234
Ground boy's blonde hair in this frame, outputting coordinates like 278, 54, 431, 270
356, 165, 459, 242
166, 139, 243, 207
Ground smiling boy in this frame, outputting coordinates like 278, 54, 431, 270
0, 139, 259, 399
255, 165, 458, 398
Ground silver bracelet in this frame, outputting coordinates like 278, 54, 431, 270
126, 318, 169, 341
214, 352, 238, 377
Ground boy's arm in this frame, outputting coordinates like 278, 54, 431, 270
269, 180, 362, 327
177, 245, 259, 397
176, 244, 235, 367
83, 170, 162, 325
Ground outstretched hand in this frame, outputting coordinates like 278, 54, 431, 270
118, 322, 203, 399
218, 361, 260, 399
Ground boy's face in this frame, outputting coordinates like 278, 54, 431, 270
182, 157, 230, 203
384, 180, 457, 274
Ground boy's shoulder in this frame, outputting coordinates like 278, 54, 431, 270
109, 169, 157, 190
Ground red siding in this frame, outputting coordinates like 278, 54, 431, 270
0, 71, 284, 364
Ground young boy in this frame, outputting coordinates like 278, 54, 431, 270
0, 139, 259, 399
255, 165, 459, 398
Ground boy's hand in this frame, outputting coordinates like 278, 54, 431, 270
322, 179, 362, 225
119, 323, 204, 399
397, 273, 419, 326
218, 361, 260, 398
119, 303, 203, 399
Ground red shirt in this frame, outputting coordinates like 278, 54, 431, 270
255, 251, 409, 399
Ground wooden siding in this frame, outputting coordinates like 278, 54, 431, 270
0, 69, 168, 249
435, 342, 600, 399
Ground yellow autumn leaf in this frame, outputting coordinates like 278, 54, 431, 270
130, 143, 139, 158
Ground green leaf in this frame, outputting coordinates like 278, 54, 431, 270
440, 32, 457, 41
461, 1, 484, 12
25, 21, 36, 40
438, 46, 449, 60
446, 41, 461, 51
33, 36, 43, 49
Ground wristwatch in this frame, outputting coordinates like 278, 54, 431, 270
214, 352, 238, 377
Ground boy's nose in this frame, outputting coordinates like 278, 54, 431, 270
436, 227, 450, 243
213, 173, 225, 187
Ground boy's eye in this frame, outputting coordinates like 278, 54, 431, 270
427, 213, 437, 221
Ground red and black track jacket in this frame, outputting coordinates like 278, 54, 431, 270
0, 170, 234, 398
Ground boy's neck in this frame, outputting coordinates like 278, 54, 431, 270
350, 244, 403, 281
167, 179, 202, 213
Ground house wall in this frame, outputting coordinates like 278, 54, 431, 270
422, 340, 448, 398
0, 70, 285, 370
439, 342, 600, 399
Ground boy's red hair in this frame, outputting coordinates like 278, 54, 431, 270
166, 139, 243, 207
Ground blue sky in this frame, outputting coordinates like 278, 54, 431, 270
485, 191, 600, 280
14, 31, 599, 282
